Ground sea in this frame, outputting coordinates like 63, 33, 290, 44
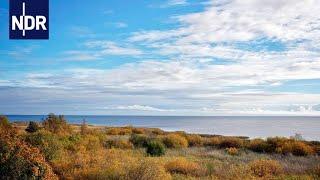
7, 115, 320, 141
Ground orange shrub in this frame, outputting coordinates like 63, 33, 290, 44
0, 129, 58, 179
126, 159, 171, 180
204, 137, 222, 147
104, 138, 133, 149
186, 134, 203, 147
162, 134, 188, 148
281, 141, 314, 156
248, 139, 271, 153
105, 127, 132, 135
165, 158, 206, 177
219, 137, 244, 148
249, 159, 283, 177
226, 147, 238, 156
132, 128, 145, 134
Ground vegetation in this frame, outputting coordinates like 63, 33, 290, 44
25, 121, 40, 133
0, 114, 319, 179
146, 140, 166, 156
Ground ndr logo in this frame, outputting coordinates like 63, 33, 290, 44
10, 0, 49, 39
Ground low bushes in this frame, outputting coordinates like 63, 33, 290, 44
126, 159, 171, 180
281, 141, 314, 156
146, 141, 166, 156
24, 130, 63, 161
130, 134, 149, 148
219, 137, 244, 148
25, 121, 40, 133
162, 134, 188, 148
165, 158, 206, 177
249, 159, 283, 177
247, 138, 271, 153
42, 113, 71, 135
186, 134, 203, 147
104, 138, 133, 149
226, 147, 238, 156
0, 128, 57, 179
105, 127, 132, 135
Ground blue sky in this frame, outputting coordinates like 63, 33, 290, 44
1, 0, 320, 115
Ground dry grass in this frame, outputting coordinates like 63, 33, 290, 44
249, 159, 283, 177
165, 158, 206, 177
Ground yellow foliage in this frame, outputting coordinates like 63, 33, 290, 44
186, 134, 203, 147
125, 159, 171, 180
249, 159, 283, 177
162, 134, 188, 148
165, 158, 206, 177
226, 147, 238, 156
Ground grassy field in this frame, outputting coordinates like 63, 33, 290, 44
1, 114, 320, 179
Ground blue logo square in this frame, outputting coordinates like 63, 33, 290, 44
9, 0, 49, 39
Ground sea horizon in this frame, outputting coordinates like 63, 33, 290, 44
8, 115, 320, 141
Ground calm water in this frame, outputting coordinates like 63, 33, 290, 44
7, 115, 320, 140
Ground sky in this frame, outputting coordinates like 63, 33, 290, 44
1, 0, 320, 115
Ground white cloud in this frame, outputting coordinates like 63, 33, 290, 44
2, 0, 320, 115
166, 0, 188, 6
104, 105, 171, 112
63, 40, 143, 61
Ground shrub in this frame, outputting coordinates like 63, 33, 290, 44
0, 115, 11, 129
104, 138, 133, 149
0, 129, 57, 179
226, 147, 238, 156
162, 134, 188, 148
25, 121, 40, 133
106, 127, 132, 135
132, 128, 145, 134
24, 130, 62, 161
151, 128, 165, 135
130, 134, 149, 148
165, 158, 206, 177
186, 134, 203, 147
219, 137, 243, 148
42, 113, 71, 134
281, 141, 314, 156
126, 159, 171, 180
249, 159, 283, 177
146, 141, 166, 156
247, 139, 270, 153
266, 137, 288, 153
204, 137, 221, 147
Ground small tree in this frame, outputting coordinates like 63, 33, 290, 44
42, 113, 71, 134
25, 121, 40, 133
146, 141, 166, 156
0, 115, 10, 128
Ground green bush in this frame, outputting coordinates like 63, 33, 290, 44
25, 121, 40, 133
24, 130, 62, 161
146, 141, 166, 156
130, 134, 149, 148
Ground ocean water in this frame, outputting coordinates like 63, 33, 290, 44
7, 115, 320, 141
